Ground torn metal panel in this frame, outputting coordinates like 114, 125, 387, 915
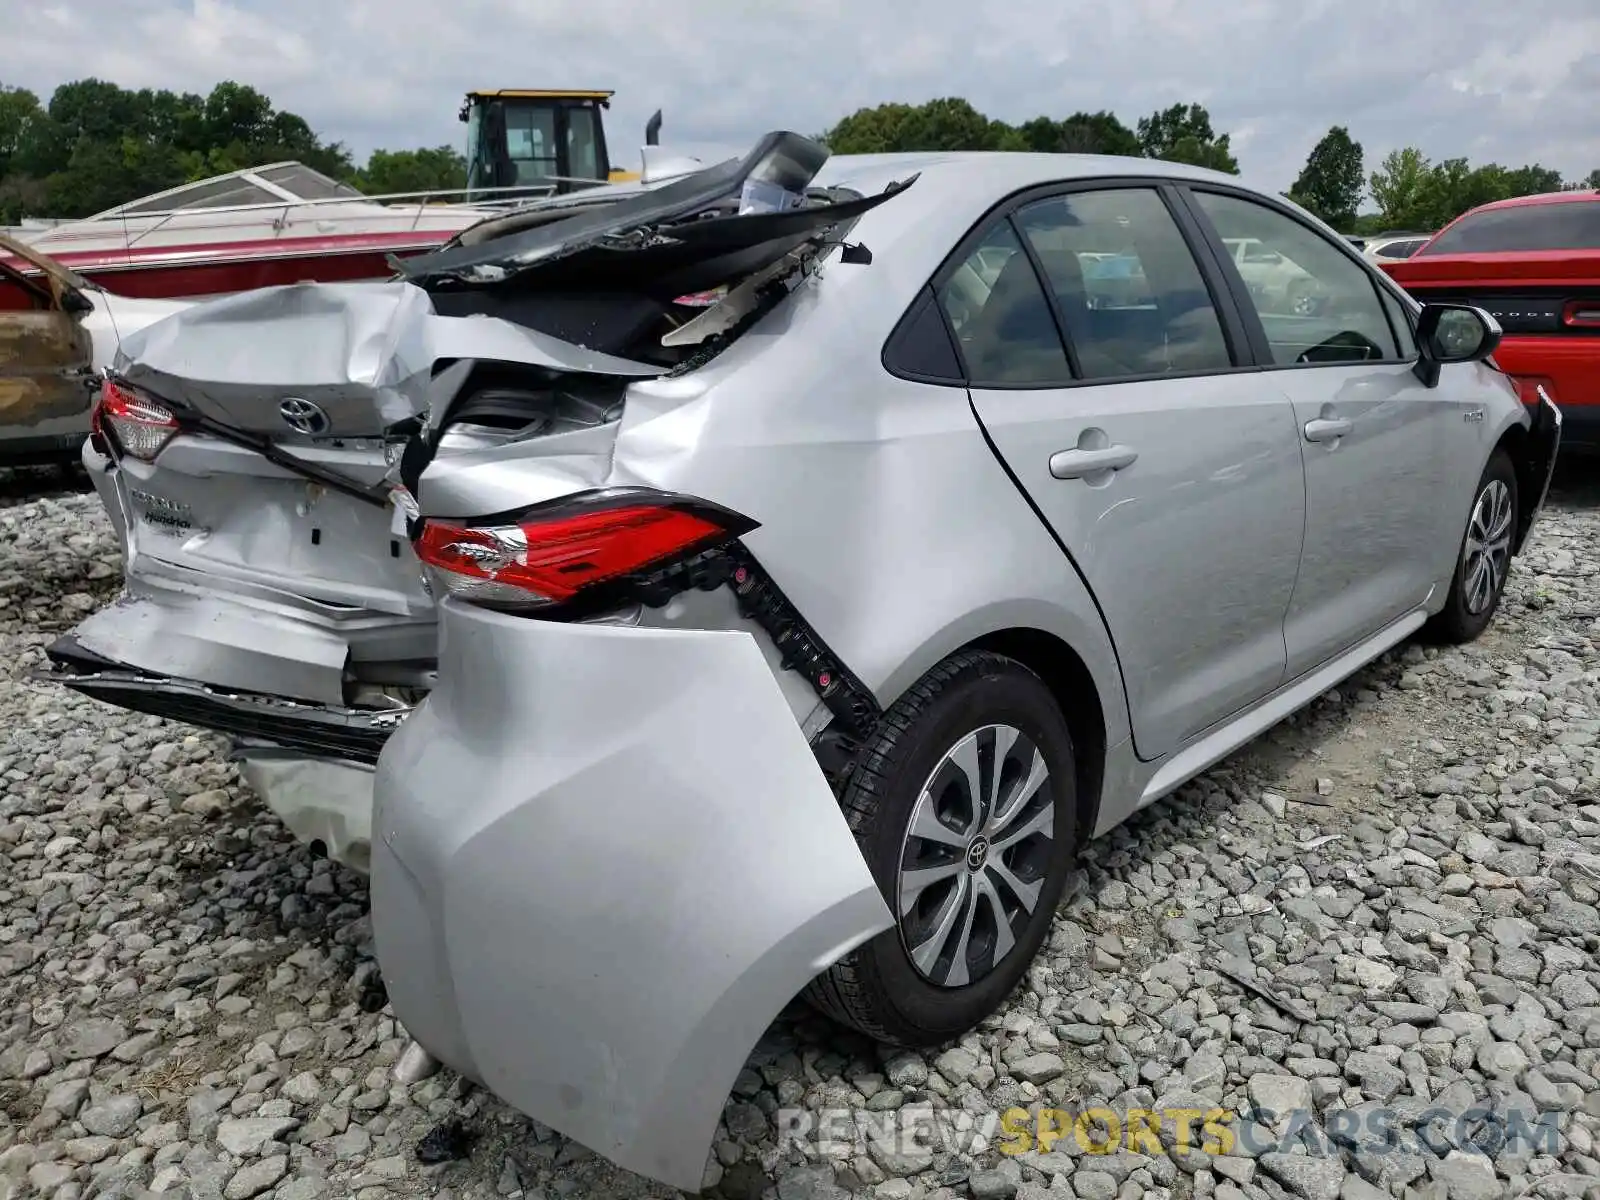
400, 131, 829, 283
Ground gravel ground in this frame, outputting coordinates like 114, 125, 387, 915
1, 467, 1598, 1200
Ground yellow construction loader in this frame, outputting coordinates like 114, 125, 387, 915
459, 89, 662, 201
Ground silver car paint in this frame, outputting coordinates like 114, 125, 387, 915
55, 151, 1553, 1191
371, 599, 894, 1193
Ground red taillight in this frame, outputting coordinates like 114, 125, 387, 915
1561, 300, 1600, 329
413, 490, 757, 609
97, 378, 179, 461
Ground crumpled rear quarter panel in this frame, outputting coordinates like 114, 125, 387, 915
370, 598, 894, 1192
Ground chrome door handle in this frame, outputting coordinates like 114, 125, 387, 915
1303, 417, 1352, 443
1049, 445, 1139, 479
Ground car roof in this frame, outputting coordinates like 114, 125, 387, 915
1459, 189, 1600, 215
815, 151, 1248, 198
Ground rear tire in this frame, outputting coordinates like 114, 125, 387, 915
804, 651, 1077, 1047
1423, 449, 1518, 644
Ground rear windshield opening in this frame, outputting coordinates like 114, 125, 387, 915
1424, 200, 1600, 255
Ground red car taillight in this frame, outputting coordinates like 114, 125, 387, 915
413, 489, 758, 610
96, 378, 179, 461
1562, 300, 1600, 329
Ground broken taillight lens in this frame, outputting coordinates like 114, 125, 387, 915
413, 489, 758, 610
96, 378, 179, 461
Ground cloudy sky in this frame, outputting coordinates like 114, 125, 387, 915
7, 0, 1599, 197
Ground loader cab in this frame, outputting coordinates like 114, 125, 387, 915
461, 90, 628, 201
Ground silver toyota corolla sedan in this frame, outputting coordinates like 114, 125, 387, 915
50, 132, 1560, 1191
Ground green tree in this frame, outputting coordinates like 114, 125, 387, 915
0, 77, 359, 220
360, 147, 468, 195
1368, 147, 1433, 229
1287, 126, 1364, 229
823, 98, 1007, 154
0, 83, 41, 179
1501, 164, 1563, 197
1015, 111, 1140, 156
1135, 103, 1239, 173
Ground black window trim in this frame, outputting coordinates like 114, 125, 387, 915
1171, 182, 1422, 371
882, 174, 1268, 391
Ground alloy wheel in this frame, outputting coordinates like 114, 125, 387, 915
897, 724, 1055, 988
1462, 477, 1513, 616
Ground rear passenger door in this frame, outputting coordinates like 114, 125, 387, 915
1179, 188, 1457, 680
950, 182, 1307, 762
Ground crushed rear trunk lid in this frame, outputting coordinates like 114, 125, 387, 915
49, 129, 916, 738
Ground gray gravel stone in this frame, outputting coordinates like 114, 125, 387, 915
1260, 1152, 1347, 1200
80, 1093, 142, 1137
216, 1116, 299, 1157
3, 482, 1597, 1200
224, 1154, 288, 1199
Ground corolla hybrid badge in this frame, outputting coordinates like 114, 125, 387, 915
279, 397, 330, 435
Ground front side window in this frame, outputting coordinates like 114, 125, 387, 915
937, 221, 1070, 385
1193, 190, 1399, 365
1423, 201, 1600, 254
1015, 188, 1233, 379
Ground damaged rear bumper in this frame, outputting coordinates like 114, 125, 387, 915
370, 598, 894, 1193
45, 635, 402, 870
1515, 386, 1563, 554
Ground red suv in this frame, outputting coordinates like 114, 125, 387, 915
1381, 190, 1598, 452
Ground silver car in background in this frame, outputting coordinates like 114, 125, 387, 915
50, 133, 1560, 1190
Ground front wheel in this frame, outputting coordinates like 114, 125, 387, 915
1423, 449, 1518, 644
804, 651, 1078, 1047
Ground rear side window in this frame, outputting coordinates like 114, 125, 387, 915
937, 221, 1071, 385
1424, 201, 1600, 254
1015, 188, 1233, 379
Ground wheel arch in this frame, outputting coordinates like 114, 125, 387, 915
962, 626, 1108, 848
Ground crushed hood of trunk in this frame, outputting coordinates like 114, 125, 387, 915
398, 130, 917, 295
113, 280, 666, 439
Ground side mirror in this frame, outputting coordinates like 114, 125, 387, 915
1414, 303, 1502, 388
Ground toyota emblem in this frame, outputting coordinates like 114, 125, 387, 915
278, 397, 330, 435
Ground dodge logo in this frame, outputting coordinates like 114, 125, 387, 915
279, 397, 330, 435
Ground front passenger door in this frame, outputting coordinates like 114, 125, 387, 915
1184, 190, 1459, 680
953, 185, 1307, 762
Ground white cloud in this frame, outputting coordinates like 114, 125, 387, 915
3, 0, 1597, 196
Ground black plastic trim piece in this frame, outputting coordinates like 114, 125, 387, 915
43, 638, 399, 766
722, 543, 883, 740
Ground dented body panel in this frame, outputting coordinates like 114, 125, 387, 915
0, 234, 96, 439
371, 600, 894, 1192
